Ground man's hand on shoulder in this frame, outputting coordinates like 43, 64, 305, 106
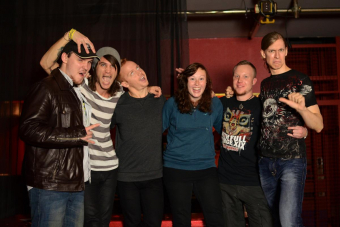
148, 86, 162, 98
225, 86, 234, 98
176, 68, 184, 78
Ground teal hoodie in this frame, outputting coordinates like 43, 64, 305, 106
162, 97, 223, 170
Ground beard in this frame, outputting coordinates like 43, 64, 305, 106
234, 90, 246, 96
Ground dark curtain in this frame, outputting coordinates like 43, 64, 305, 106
0, 0, 189, 218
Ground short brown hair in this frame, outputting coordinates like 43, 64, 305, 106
233, 60, 257, 78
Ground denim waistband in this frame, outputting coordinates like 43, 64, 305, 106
263, 155, 304, 161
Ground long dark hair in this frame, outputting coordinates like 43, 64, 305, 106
89, 54, 121, 96
175, 63, 212, 114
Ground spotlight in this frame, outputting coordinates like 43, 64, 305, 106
255, 0, 277, 24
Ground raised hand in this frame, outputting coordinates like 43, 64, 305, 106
72, 30, 96, 54
81, 123, 100, 144
279, 93, 306, 111
176, 68, 184, 78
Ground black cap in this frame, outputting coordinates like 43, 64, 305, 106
61, 40, 97, 59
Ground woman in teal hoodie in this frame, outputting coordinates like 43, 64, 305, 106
163, 63, 224, 226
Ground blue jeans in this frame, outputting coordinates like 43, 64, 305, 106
258, 156, 307, 227
29, 188, 84, 227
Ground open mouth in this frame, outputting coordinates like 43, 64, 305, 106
140, 75, 147, 81
102, 76, 112, 85
192, 88, 202, 94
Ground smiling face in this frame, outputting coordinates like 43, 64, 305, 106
261, 38, 288, 75
95, 56, 118, 94
61, 52, 93, 85
187, 68, 207, 103
233, 64, 257, 98
119, 61, 149, 91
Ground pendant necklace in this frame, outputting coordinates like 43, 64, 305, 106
239, 95, 254, 109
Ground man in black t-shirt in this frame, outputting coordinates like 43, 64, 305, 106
219, 60, 273, 226
258, 32, 323, 227
112, 59, 166, 227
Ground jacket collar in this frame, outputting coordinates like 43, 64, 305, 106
51, 68, 74, 91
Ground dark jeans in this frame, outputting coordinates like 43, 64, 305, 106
117, 178, 164, 227
84, 169, 118, 227
220, 183, 273, 227
29, 188, 84, 227
163, 167, 224, 227
258, 157, 307, 227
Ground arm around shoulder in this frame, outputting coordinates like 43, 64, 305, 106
162, 97, 175, 132
40, 32, 71, 74
212, 97, 223, 134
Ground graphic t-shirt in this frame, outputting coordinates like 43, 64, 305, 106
258, 69, 317, 158
218, 96, 261, 186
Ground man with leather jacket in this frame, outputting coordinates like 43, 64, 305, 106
19, 40, 99, 227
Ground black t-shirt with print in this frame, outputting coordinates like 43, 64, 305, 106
258, 69, 317, 159
218, 96, 262, 186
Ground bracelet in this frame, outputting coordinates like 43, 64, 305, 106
69, 28, 76, 40
304, 128, 308, 139
63, 32, 70, 41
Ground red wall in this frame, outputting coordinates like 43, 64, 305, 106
189, 38, 271, 94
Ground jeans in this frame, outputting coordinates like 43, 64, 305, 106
163, 167, 224, 227
258, 156, 307, 227
117, 178, 164, 227
29, 187, 84, 227
220, 183, 273, 227
84, 169, 118, 227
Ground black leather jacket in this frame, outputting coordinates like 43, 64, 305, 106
19, 69, 87, 191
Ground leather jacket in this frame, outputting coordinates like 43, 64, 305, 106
19, 69, 87, 191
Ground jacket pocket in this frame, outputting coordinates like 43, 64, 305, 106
59, 107, 73, 128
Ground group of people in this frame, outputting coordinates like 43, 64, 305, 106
19, 28, 323, 227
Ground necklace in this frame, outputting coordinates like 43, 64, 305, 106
191, 101, 199, 108
247, 95, 254, 101
239, 95, 254, 109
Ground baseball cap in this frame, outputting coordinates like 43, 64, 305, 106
92, 47, 121, 70
61, 40, 98, 59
